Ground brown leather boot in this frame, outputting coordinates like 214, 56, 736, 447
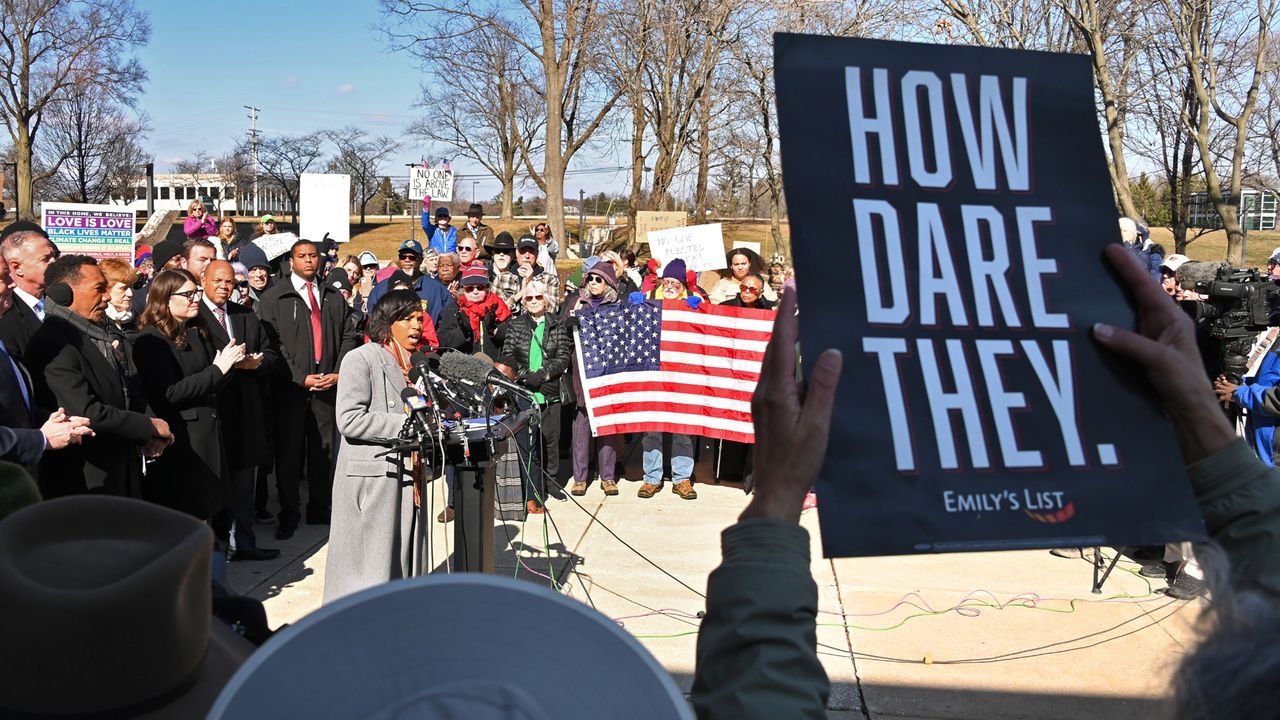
672, 480, 697, 500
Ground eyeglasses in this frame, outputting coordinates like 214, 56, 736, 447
585, 274, 606, 284
524, 295, 545, 302
173, 289, 202, 302
740, 284, 762, 294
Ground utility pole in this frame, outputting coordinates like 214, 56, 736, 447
472, 180, 477, 204
579, 188, 587, 258
243, 105, 259, 217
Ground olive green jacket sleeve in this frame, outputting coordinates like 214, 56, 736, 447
691, 518, 829, 720
1188, 439, 1280, 597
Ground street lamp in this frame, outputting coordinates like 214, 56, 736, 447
472, 180, 478, 204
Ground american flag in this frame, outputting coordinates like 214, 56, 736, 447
574, 299, 775, 443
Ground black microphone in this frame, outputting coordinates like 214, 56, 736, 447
408, 350, 440, 384
400, 386, 434, 432
438, 351, 536, 399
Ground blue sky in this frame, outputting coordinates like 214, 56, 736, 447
132, 0, 620, 201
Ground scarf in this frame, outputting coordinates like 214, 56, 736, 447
105, 304, 133, 326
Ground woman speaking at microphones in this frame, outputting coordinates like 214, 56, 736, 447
324, 290, 433, 604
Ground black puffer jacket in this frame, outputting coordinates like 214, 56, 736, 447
501, 312, 571, 402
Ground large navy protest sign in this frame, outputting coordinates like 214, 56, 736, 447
774, 33, 1206, 557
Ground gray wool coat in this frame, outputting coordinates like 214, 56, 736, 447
322, 342, 431, 604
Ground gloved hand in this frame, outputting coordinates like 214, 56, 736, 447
686, 295, 702, 310
518, 370, 546, 388
628, 291, 646, 305
484, 305, 498, 329
565, 313, 581, 329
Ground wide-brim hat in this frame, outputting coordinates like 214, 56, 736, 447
487, 231, 516, 254
466, 203, 484, 217
208, 575, 691, 719
0, 496, 254, 717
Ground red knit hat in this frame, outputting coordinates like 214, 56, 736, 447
460, 263, 489, 287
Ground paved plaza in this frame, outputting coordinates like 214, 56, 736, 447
228, 447, 1206, 719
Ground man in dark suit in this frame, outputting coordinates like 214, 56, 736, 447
255, 239, 360, 539
200, 260, 280, 560
0, 257, 92, 467
26, 255, 173, 498
0, 221, 57, 363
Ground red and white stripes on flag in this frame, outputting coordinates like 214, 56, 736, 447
575, 300, 775, 443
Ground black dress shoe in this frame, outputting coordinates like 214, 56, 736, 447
275, 525, 296, 541
229, 547, 282, 562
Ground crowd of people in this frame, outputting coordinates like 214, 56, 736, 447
0, 203, 793, 582
2, 225, 1277, 717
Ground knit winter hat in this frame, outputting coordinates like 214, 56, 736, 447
586, 262, 618, 291
661, 258, 687, 283
460, 264, 490, 287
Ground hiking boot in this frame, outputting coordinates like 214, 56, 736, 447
570, 481, 587, 496
601, 479, 619, 496
637, 483, 660, 499
672, 480, 697, 500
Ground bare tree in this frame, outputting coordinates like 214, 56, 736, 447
602, 0, 657, 245
381, 0, 624, 243
638, 1, 737, 211
328, 126, 398, 224
249, 132, 326, 223
1161, 0, 1278, 265
0, 0, 149, 218
37, 82, 149, 204
400, 17, 543, 219
215, 148, 255, 216
173, 151, 218, 211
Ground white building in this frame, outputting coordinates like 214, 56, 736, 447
107, 173, 289, 217
1188, 188, 1277, 231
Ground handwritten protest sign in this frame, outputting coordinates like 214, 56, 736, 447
774, 33, 1204, 557
301, 173, 351, 243
634, 211, 685, 242
410, 167, 453, 203
647, 223, 727, 272
252, 232, 299, 261
41, 202, 134, 262
136, 209, 179, 246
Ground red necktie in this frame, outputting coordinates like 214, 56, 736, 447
306, 282, 323, 363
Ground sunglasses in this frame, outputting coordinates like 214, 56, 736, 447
585, 274, 606, 284
464, 285, 487, 292
172, 289, 202, 301
523, 295, 545, 302
235, 281, 249, 288
740, 284, 761, 294
458, 246, 476, 252
399, 253, 420, 260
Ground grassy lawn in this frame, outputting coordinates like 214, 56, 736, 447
1149, 226, 1280, 268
